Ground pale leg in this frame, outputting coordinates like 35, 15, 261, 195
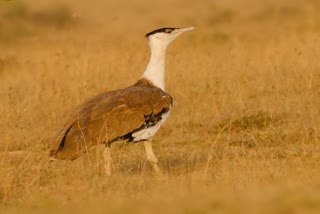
143, 141, 161, 174
103, 143, 112, 176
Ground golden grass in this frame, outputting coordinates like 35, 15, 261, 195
1, 0, 320, 213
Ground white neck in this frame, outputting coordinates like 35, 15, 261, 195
142, 40, 168, 91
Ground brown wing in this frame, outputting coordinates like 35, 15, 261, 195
50, 81, 172, 160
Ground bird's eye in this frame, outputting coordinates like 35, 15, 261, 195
165, 29, 173, 33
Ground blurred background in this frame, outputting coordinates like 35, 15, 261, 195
1, 0, 318, 42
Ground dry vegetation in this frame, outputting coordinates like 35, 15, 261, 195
1, 0, 320, 213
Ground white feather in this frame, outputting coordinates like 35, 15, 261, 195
132, 111, 170, 141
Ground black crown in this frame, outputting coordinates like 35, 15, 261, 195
145, 27, 178, 37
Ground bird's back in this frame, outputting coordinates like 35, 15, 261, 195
50, 79, 172, 160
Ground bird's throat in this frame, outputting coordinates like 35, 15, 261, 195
142, 43, 167, 91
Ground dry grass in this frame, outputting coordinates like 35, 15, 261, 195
1, 0, 320, 213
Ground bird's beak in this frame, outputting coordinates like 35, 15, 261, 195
174, 26, 196, 34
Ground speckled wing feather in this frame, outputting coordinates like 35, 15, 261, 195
50, 79, 172, 160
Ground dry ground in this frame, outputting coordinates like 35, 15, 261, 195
1, 0, 320, 213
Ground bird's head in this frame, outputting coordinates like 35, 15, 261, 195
145, 26, 195, 48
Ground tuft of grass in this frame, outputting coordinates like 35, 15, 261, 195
215, 112, 286, 133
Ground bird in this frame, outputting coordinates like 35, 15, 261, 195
49, 26, 195, 175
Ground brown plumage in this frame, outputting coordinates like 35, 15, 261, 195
50, 26, 194, 175
50, 78, 172, 160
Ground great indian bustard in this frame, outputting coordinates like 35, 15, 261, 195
50, 26, 195, 175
